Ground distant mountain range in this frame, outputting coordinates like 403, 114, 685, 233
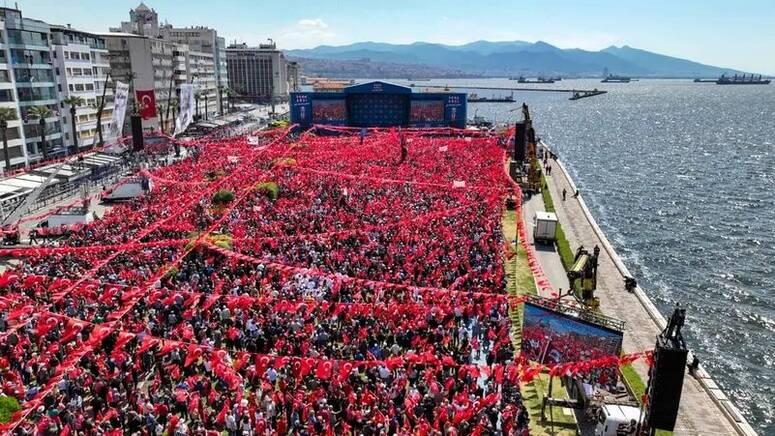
287, 41, 751, 78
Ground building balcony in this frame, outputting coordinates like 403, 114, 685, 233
24, 132, 62, 143
6, 42, 50, 52
18, 99, 58, 108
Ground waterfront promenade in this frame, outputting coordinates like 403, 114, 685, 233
530, 145, 756, 435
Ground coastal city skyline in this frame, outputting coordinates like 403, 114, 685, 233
0, 1, 771, 434
14, 0, 775, 74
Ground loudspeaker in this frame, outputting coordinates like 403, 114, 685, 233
131, 115, 144, 152
645, 336, 688, 431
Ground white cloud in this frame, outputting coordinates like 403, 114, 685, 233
279, 18, 337, 49
297, 18, 329, 31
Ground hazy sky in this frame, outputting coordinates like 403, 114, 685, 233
13, 0, 775, 74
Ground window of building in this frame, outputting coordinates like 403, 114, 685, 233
0, 89, 14, 102
74, 84, 84, 91
1, 127, 22, 141
17, 87, 57, 102
68, 84, 74, 92
85, 84, 94, 91
55, 67, 60, 75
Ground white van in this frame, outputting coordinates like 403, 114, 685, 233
533, 211, 558, 244
594, 404, 641, 436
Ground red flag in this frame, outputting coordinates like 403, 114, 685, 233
136, 90, 157, 120
316, 360, 333, 380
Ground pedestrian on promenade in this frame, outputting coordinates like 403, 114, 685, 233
562, 188, 567, 201
573, 190, 580, 198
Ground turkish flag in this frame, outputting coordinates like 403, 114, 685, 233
136, 90, 157, 120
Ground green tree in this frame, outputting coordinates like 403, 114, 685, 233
169, 98, 179, 122
26, 105, 53, 160
194, 90, 204, 120
0, 107, 18, 171
225, 88, 237, 112
63, 95, 85, 153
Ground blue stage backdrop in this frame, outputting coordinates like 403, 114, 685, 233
291, 81, 466, 128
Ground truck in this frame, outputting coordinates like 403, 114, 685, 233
101, 176, 153, 202
594, 404, 641, 436
32, 206, 92, 238
533, 211, 558, 244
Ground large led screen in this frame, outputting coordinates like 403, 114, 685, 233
312, 99, 347, 123
521, 302, 624, 385
410, 100, 445, 123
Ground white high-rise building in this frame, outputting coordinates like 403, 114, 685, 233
159, 24, 228, 116
50, 25, 113, 151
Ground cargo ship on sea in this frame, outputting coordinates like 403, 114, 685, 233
601, 74, 632, 83
467, 92, 515, 102
511, 75, 556, 83
716, 73, 771, 85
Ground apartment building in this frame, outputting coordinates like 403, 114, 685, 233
0, 7, 62, 169
50, 25, 113, 151
226, 42, 290, 104
103, 32, 177, 132
159, 24, 228, 115
173, 44, 217, 120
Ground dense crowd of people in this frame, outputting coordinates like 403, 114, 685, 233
0, 127, 537, 434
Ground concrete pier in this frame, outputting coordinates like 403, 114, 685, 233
523, 142, 757, 435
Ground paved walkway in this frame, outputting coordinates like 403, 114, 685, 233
535, 153, 749, 435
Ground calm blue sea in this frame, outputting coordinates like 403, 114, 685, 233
378, 78, 774, 433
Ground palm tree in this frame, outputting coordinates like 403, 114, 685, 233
0, 107, 18, 170
194, 90, 203, 120
157, 103, 165, 133
169, 98, 179, 122
26, 106, 53, 160
94, 72, 111, 146
225, 88, 237, 113
204, 92, 209, 121
63, 95, 84, 154
218, 85, 225, 116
